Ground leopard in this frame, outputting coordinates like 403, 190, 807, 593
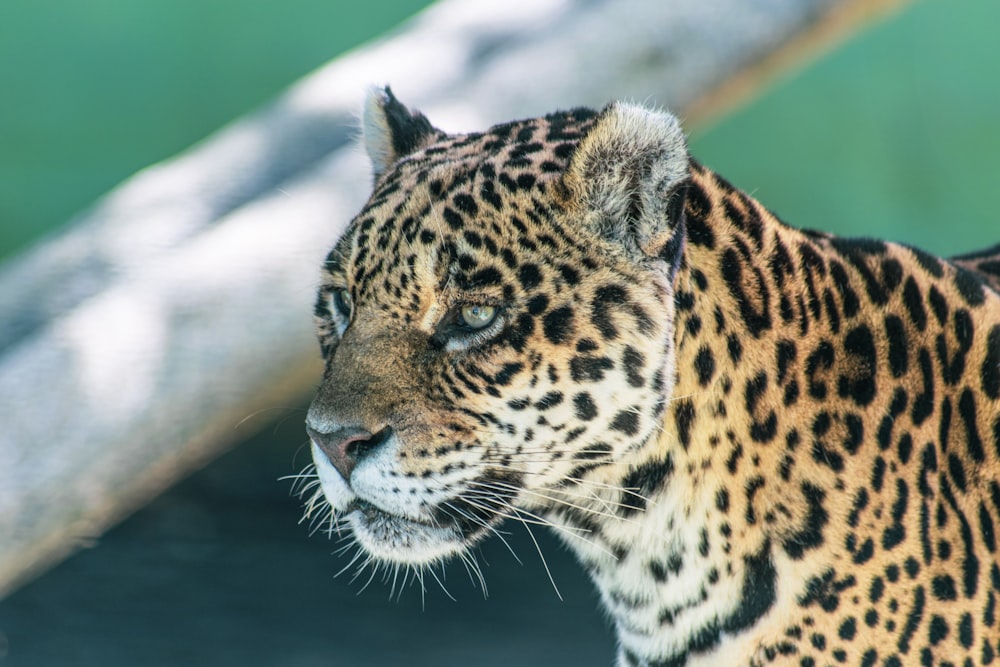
303, 86, 1000, 666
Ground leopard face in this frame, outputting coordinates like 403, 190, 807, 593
306, 90, 688, 565
303, 88, 1000, 666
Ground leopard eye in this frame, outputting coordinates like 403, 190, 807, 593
330, 288, 353, 319
459, 304, 497, 329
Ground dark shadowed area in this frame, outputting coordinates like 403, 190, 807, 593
0, 418, 612, 666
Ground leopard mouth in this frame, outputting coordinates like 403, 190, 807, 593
349, 498, 446, 532
342, 490, 513, 566
343, 498, 478, 565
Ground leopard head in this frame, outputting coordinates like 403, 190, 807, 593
305, 87, 690, 566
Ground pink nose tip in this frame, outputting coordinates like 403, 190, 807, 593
306, 425, 388, 482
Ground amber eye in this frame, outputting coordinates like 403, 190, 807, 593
458, 304, 497, 329
330, 289, 353, 319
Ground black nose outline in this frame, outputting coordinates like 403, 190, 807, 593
306, 425, 391, 482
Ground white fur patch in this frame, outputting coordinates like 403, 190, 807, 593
362, 86, 396, 176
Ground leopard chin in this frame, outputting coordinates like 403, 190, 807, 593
344, 502, 467, 566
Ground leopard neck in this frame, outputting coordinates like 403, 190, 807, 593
548, 163, 842, 665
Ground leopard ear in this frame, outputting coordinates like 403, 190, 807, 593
562, 102, 690, 274
362, 86, 441, 179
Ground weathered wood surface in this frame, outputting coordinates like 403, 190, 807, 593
0, 0, 903, 597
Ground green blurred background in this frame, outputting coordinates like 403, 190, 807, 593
0, 0, 431, 260
690, 0, 999, 256
0, 0, 996, 265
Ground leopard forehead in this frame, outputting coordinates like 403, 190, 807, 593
321, 105, 682, 338
324, 109, 599, 304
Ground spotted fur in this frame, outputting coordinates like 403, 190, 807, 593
304, 87, 1000, 666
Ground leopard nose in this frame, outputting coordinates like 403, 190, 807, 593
306, 425, 390, 481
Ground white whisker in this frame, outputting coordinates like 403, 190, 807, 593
514, 509, 562, 601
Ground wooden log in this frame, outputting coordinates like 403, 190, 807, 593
0, 0, 905, 597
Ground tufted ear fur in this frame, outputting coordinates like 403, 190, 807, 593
562, 102, 690, 275
363, 86, 441, 179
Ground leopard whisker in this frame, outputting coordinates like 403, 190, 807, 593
541, 480, 641, 514
441, 500, 523, 566
461, 487, 617, 559
483, 446, 624, 456
470, 478, 634, 524
468, 463, 647, 512
510, 506, 562, 601
333, 540, 357, 558
456, 493, 557, 531
416, 566, 427, 610
282, 462, 319, 497
302, 495, 332, 528
388, 562, 404, 600
234, 405, 305, 431
458, 486, 566, 600
426, 562, 456, 602
561, 474, 652, 501
460, 550, 489, 597
396, 565, 413, 602
355, 557, 380, 593
336, 543, 369, 579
